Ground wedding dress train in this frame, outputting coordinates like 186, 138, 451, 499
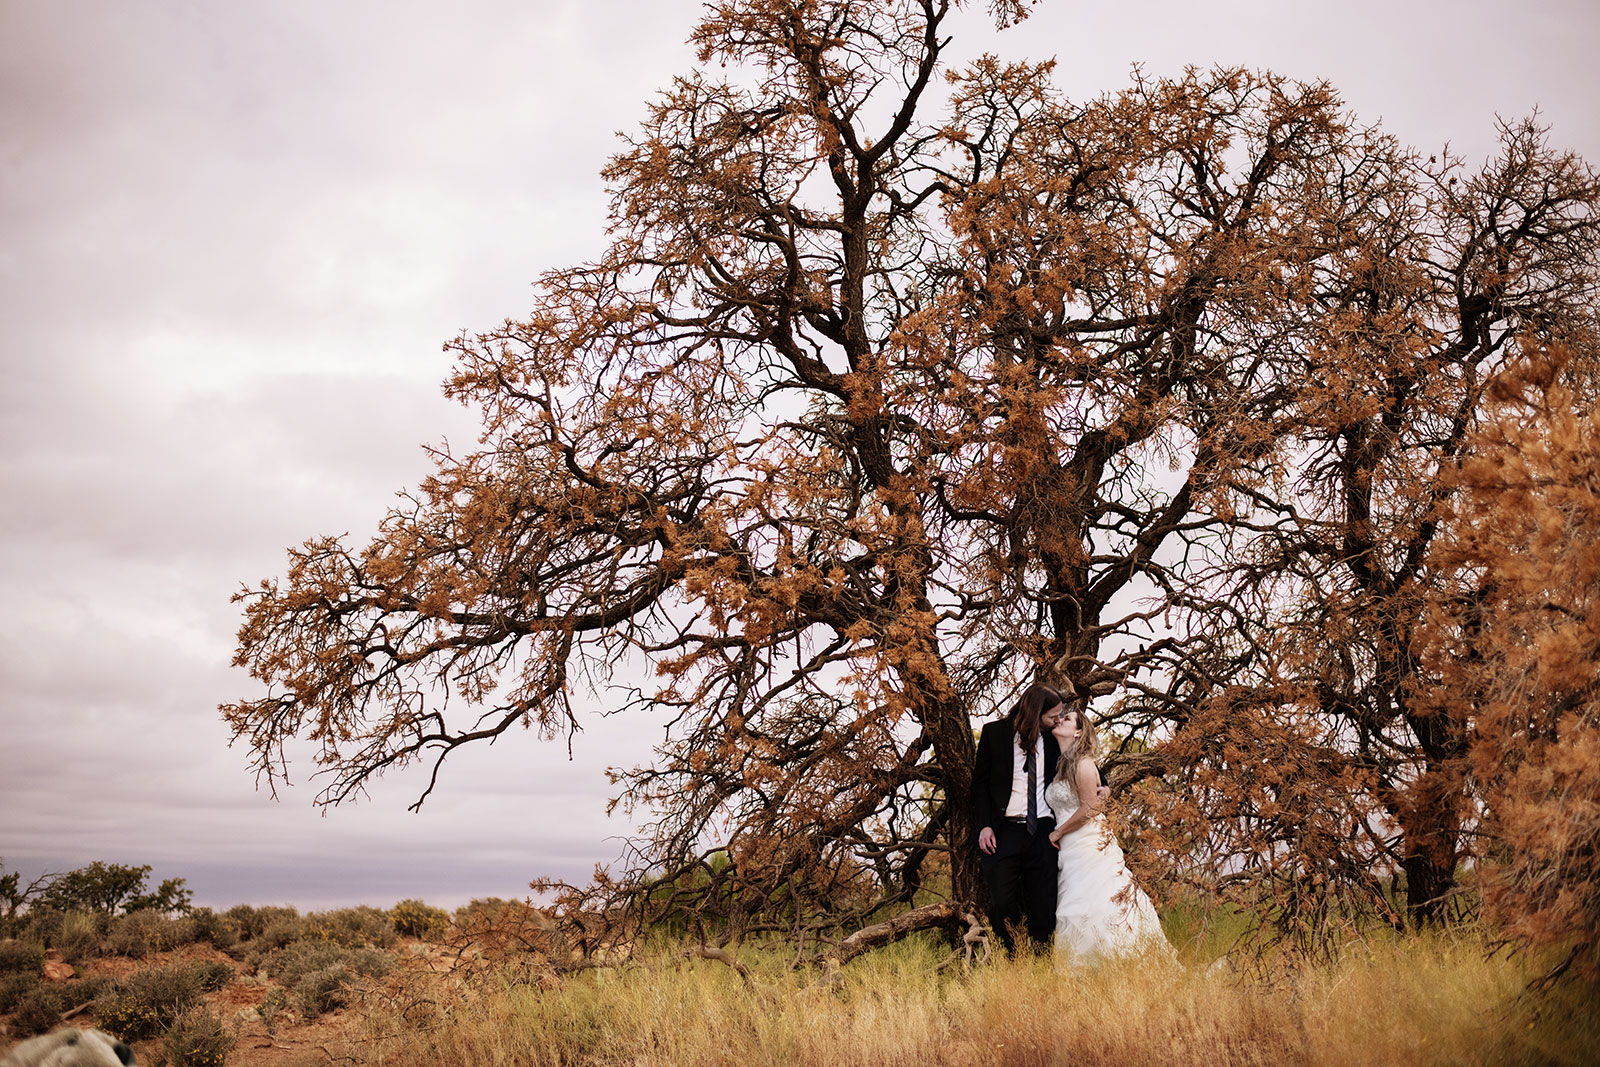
1046, 777, 1170, 963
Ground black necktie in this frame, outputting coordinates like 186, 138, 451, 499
1025, 741, 1038, 833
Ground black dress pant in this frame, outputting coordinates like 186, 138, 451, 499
980, 818, 1057, 951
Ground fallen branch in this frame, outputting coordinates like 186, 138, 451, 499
825, 901, 973, 972
683, 944, 752, 986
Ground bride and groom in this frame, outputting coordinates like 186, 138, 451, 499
973, 682, 1168, 962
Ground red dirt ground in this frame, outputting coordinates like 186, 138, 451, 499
2, 939, 478, 1067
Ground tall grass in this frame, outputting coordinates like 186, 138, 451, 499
353, 930, 1595, 1067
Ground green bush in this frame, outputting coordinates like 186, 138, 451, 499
223, 904, 298, 943
0, 941, 46, 1014
257, 915, 309, 950
159, 1005, 235, 1067
290, 966, 347, 1020
259, 940, 393, 985
389, 899, 449, 941
303, 906, 397, 949
10, 982, 83, 1037
0, 939, 45, 976
16, 908, 57, 940
58, 910, 105, 963
93, 960, 225, 1041
257, 940, 392, 1021
107, 910, 199, 957
453, 897, 514, 925
10, 978, 114, 1034
16, 908, 63, 949
0, 970, 41, 1014
97, 996, 167, 1042
255, 986, 289, 1034
191, 959, 234, 992
168, 915, 200, 947
187, 908, 240, 950
239, 915, 310, 970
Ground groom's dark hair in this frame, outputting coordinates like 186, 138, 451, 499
1006, 683, 1063, 750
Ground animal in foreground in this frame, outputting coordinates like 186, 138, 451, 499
0, 1028, 135, 1067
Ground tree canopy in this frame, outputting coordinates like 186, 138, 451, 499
1, 860, 193, 919
226, 0, 1599, 954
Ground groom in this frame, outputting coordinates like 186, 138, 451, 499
972, 683, 1108, 953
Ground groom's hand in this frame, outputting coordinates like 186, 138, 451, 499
1094, 784, 1111, 808
978, 826, 997, 854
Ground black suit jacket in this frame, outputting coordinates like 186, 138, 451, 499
972, 719, 1061, 834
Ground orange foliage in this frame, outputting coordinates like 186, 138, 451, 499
1421, 346, 1600, 978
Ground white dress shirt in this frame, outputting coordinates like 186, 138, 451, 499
1002, 731, 1053, 819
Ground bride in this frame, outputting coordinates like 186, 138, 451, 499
1045, 709, 1171, 963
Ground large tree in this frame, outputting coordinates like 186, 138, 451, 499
227, 0, 1597, 944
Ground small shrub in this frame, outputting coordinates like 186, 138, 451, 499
58, 910, 105, 963
0, 939, 45, 976
258, 940, 392, 1021
97, 996, 167, 1042
93, 960, 218, 1040
104, 918, 151, 959
259, 940, 392, 985
304, 906, 397, 949
222, 904, 255, 939
191, 958, 234, 991
259, 915, 308, 948
240, 916, 311, 971
168, 915, 199, 946
389, 899, 448, 941
18, 908, 64, 947
0, 970, 41, 1014
187, 908, 240, 950
291, 966, 348, 1020
241, 904, 398, 953
223, 904, 298, 943
453, 897, 513, 925
256, 986, 289, 1034
10, 982, 81, 1037
107, 910, 198, 957
159, 1005, 235, 1067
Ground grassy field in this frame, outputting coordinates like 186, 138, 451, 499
355, 930, 1596, 1067
3, 897, 1594, 1067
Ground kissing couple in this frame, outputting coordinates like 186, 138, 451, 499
972, 682, 1169, 962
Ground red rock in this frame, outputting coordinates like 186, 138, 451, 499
43, 960, 75, 982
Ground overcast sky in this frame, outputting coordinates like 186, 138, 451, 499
3, 0, 1597, 912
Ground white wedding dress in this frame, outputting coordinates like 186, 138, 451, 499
1046, 774, 1170, 964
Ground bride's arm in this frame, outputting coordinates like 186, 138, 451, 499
1048, 759, 1107, 845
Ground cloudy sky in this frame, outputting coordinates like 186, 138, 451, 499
3, 0, 1596, 912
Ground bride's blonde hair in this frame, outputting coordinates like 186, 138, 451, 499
1052, 708, 1100, 784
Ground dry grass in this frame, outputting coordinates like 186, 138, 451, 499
351, 930, 1596, 1067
